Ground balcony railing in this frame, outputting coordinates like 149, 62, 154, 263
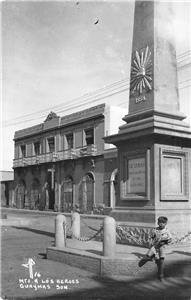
57, 149, 75, 160
78, 144, 97, 156
13, 145, 98, 168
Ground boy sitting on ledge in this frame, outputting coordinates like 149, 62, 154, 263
138, 216, 172, 281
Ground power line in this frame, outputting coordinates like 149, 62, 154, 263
4, 77, 130, 125
3, 85, 129, 127
3, 77, 130, 121
3, 78, 130, 127
56, 84, 129, 114
54, 80, 129, 114
2, 50, 189, 126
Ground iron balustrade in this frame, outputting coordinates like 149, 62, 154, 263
13, 145, 98, 168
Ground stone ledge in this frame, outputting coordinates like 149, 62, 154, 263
47, 246, 156, 277
47, 246, 191, 278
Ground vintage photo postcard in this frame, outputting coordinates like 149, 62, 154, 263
1, 0, 191, 299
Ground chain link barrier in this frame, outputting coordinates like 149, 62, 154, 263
116, 224, 191, 246
63, 220, 103, 242
116, 224, 144, 246
81, 218, 100, 232
72, 225, 103, 242
171, 231, 191, 245
62, 215, 191, 246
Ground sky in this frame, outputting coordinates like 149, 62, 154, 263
1, 1, 135, 170
1, 1, 191, 171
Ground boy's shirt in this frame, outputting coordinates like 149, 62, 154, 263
151, 227, 172, 247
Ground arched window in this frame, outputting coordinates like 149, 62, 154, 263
30, 178, 41, 210
61, 176, 73, 212
83, 173, 95, 212
15, 180, 26, 209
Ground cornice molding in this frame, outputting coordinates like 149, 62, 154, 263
179, 78, 191, 89
177, 50, 191, 69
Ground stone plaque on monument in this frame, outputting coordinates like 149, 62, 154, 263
163, 156, 182, 195
160, 148, 189, 201
127, 157, 145, 195
120, 150, 150, 201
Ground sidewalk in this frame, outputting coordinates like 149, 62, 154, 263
1, 207, 191, 261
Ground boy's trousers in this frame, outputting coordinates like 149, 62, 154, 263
147, 244, 166, 259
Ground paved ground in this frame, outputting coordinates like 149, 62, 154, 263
1, 209, 191, 300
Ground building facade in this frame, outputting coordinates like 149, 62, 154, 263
0, 171, 14, 207
13, 104, 123, 213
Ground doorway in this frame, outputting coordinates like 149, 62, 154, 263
30, 179, 41, 209
83, 173, 94, 212
110, 169, 118, 208
61, 176, 73, 212
15, 180, 26, 209
47, 171, 55, 210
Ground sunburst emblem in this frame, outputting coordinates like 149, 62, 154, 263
130, 46, 152, 95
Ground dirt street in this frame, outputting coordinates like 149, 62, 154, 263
1, 211, 191, 300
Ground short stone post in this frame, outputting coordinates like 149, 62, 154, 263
71, 212, 80, 239
55, 214, 66, 248
103, 216, 116, 257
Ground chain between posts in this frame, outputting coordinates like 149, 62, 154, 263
116, 225, 191, 246
171, 231, 191, 245
81, 217, 101, 232
116, 225, 143, 245
63, 221, 103, 242
62, 218, 191, 245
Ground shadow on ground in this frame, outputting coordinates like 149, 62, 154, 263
172, 250, 191, 257
38, 253, 47, 259
87, 249, 102, 255
12, 226, 54, 238
131, 252, 144, 259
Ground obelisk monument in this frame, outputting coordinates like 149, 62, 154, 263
104, 1, 191, 235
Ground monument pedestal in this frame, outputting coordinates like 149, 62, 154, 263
104, 1, 191, 238
106, 112, 191, 235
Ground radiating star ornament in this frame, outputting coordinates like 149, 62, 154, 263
130, 46, 152, 96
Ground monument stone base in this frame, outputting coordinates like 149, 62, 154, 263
105, 113, 191, 239
111, 208, 191, 238
47, 244, 190, 278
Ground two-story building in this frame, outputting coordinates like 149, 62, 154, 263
13, 104, 124, 213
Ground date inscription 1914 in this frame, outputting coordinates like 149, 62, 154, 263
135, 95, 146, 103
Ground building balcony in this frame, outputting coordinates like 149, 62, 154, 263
13, 145, 98, 168
57, 149, 75, 160
13, 158, 27, 168
78, 144, 97, 157
13, 153, 54, 168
